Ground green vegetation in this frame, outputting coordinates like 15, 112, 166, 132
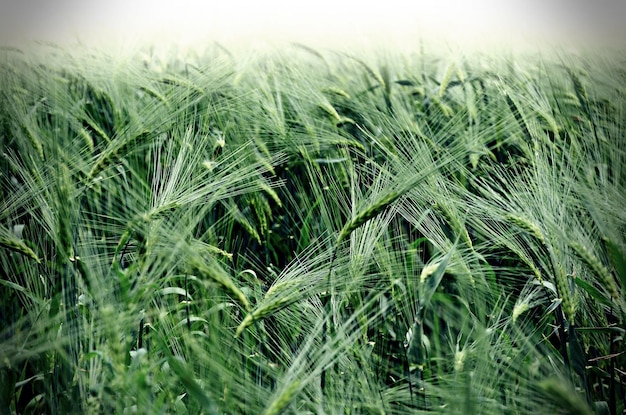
1, 41, 625, 414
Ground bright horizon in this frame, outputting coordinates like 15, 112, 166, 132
1, 0, 625, 52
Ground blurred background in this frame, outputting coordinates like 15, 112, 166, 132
0, 0, 625, 51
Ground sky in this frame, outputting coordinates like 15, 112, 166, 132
0, 0, 625, 51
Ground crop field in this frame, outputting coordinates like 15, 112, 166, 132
0, 41, 625, 414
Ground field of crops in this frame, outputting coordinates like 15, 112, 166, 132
1, 42, 625, 414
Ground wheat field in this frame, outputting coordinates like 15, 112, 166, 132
0, 41, 625, 414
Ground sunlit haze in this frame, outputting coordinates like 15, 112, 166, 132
1, 0, 625, 51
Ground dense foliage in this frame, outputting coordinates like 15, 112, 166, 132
1, 42, 625, 414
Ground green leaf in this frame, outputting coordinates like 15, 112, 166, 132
395, 79, 415, 86
167, 355, 219, 415
574, 277, 613, 308
419, 247, 453, 313
575, 326, 626, 334
604, 237, 626, 296
174, 393, 188, 414
0, 279, 40, 305
159, 287, 192, 299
